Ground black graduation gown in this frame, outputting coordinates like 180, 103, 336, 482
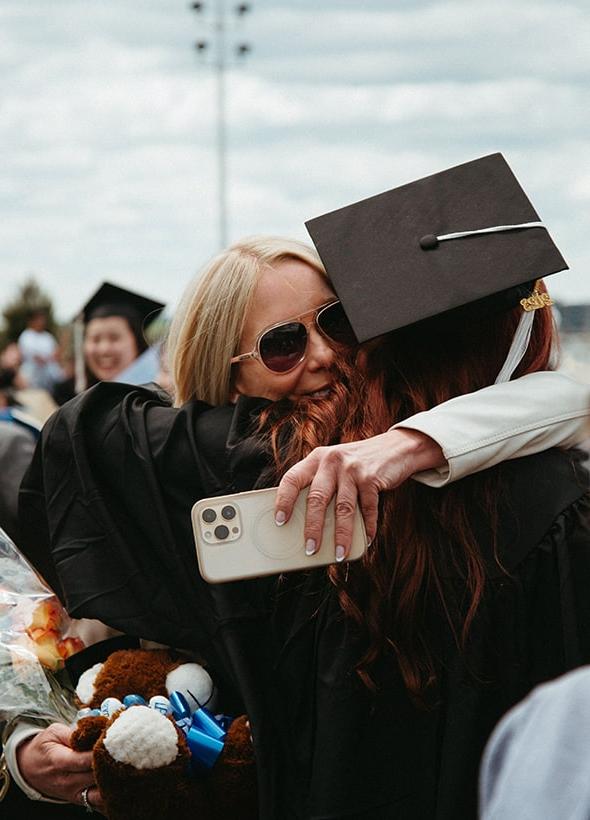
19, 382, 590, 820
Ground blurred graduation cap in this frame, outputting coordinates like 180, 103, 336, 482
81, 282, 165, 326
305, 153, 567, 381
74, 282, 165, 392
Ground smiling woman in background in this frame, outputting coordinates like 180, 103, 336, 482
83, 304, 144, 383
51, 283, 164, 406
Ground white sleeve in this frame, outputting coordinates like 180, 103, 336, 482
392, 371, 590, 487
3, 722, 67, 803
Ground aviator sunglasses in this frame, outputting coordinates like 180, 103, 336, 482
230, 300, 357, 374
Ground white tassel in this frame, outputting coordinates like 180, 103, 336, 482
495, 309, 536, 384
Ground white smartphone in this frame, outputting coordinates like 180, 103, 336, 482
191, 486, 367, 583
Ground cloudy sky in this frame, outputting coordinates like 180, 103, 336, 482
1, 0, 588, 321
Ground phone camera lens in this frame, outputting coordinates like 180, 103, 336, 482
202, 508, 216, 523
221, 505, 236, 520
214, 525, 230, 540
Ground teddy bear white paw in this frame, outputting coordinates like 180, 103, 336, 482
76, 661, 104, 705
103, 705, 180, 769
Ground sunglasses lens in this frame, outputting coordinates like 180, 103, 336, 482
259, 322, 307, 373
317, 302, 356, 346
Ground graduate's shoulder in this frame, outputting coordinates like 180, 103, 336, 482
46, 383, 271, 471
498, 446, 588, 515
491, 447, 589, 574
46, 381, 212, 439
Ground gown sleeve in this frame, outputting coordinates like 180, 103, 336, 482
394, 371, 590, 486
18, 383, 273, 653
18, 384, 219, 648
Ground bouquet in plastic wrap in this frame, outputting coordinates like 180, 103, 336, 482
0, 526, 83, 724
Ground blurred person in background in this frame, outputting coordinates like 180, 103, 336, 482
0, 363, 43, 439
0, 348, 21, 411
0, 341, 56, 428
0, 343, 26, 393
52, 283, 165, 406
0, 421, 35, 545
480, 665, 590, 820
17, 309, 63, 392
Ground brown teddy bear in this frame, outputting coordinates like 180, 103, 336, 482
70, 649, 258, 820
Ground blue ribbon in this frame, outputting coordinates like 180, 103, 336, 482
170, 691, 193, 734
170, 691, 233, 772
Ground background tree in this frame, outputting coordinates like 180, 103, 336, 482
0, 277, 59, 349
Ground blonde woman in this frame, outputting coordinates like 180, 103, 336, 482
8, 235, 590, 813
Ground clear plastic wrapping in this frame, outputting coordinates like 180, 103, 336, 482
0, 527, 82, 723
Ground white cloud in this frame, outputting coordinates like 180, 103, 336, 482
254, 1, 590, 83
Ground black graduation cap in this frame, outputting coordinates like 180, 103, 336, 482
305, 153, 568, 343
81, 282, 165, 327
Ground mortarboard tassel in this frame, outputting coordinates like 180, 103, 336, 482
73, 314, 87, 394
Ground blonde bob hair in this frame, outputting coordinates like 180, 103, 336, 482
167, 236, 328, 406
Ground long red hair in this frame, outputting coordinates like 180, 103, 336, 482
257, 294, 557, 702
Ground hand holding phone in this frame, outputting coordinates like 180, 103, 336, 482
273, 430, 444, 557
192, 486, 367, 583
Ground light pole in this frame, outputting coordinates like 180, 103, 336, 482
191, 1, 253, 250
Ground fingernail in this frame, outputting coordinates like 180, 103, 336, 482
335, 545, 346, 562
275, 511, 286, 526
305, 539, 316, 556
